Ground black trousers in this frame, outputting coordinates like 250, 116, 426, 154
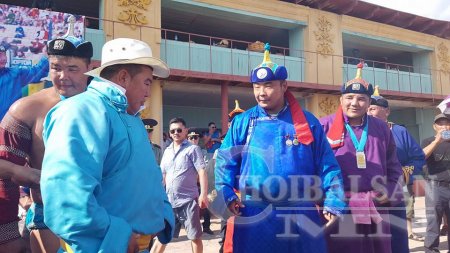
425, 181, 450, 253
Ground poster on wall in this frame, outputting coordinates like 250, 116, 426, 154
0, 4, 85, 95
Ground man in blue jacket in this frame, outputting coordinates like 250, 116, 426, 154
0, 45, 49, 120
41, 38, 175, 253
368, 87, 426, 252
214, 43, 345, 253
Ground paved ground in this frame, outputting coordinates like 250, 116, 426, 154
162, 197, 447, 253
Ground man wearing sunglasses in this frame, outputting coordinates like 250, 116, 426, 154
187, 131, 201, 145
143, 118, 162, 165
154, 118, 208, 253
203, 122, 222, 162
187, 131, 214, 235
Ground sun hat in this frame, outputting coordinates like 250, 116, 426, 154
85, 38, 170, 78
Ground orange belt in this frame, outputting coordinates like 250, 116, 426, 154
60, 234, 154, 252
137, 234, 154, 252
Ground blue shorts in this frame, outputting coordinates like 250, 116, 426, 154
25, 203, 48, 230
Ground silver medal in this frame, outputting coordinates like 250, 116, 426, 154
286, 139, 293, 146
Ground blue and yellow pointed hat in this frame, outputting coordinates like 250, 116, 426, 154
250, 43, 288, 83
341, 62, 373, 96
370, 85, 389, 108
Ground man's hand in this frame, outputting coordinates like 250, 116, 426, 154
127, 233, 139, 253
434, 128, 446, 144
228, 199, 245, 216
323, 211, 338, 230
373, 192, 389, 205
11, 165, 40, 189
198, 193, 209, 209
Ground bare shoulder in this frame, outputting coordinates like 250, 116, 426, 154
8, 88, 60, 126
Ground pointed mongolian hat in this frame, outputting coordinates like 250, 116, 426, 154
341, 62, 374, 96
228, 100, 245, 122
47, 15, 93, 59
250, 43, 288, 83
370, 85, 389, 108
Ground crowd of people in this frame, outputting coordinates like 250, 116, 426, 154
0, 16, 450, 253
0, 3, 84, 61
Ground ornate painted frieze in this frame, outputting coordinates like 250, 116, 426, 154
438, 42, 450, 73
117, 0, 151, 29
314, 16, 334, 56
319, 96, 338, 116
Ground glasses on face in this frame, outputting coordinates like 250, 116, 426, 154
210, 126, 216, 129
170, 128, 183, 134
188, 136, 199, 140
146, 129, 153, 133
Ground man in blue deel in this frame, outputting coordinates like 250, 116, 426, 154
368, 87, 426, 252
214, 43, 346, 253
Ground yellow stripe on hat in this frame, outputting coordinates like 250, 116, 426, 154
373, 85, 380, 96
258, 43, 276, 70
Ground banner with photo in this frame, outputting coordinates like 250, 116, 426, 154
0, 4, 85, 95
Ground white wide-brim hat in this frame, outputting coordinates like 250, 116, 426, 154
85, 38, 170, 78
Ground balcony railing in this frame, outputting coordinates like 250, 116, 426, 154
159, 38, 305, 82
343, 62, 432, 94
76, 17, 450, 98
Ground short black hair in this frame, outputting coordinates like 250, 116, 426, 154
208, 122, 216, 127
169, 117, 186, 127
49, 55, 91, 66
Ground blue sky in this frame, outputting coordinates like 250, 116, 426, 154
361, 0, 450, 21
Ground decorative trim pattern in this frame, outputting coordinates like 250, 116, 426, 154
117, 0, 151, 29
319, 96, 338, 116
314, 16, 334, 56
437, 42, 450, 73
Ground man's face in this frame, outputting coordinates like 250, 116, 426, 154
340, 93, 370, 119
434, 119, 450, 133
125, 66, 153, 115
209, 124, 217, 132
0, 52, 7, 68
188, 135, 199, 145
253, 80, 287, 114
146, 129, 153, 141
169, 122, 187, 142
50, 56, 90, 98
367, 105, 390, 121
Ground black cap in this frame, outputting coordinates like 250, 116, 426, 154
47, 36, 93, 59
434, 113, 450, 123
142, 118, 158, 131
371, 96, 389, 108
187, 131, 200, 137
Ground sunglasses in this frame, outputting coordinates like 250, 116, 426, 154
210, 126, 216, 129
170, 128, 183, 134
146, 129, 153, 133
188, 136, 199, 140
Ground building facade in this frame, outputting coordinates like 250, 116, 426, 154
5, 0, 450, 145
